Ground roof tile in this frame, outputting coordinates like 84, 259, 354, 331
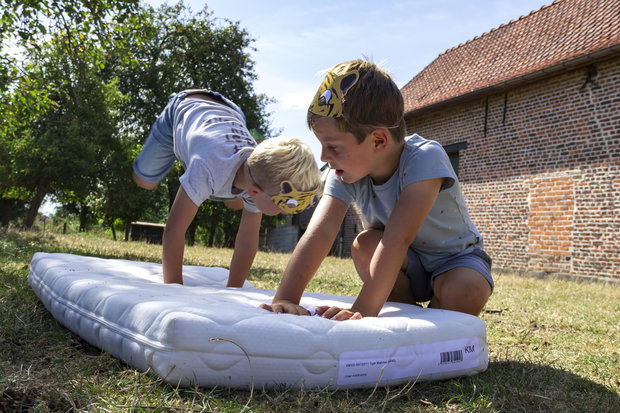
401, 0, 620, 113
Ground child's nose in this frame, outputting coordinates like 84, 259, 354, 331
320, 149, 330, 163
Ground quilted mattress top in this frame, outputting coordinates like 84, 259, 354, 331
29, 252, 488, 389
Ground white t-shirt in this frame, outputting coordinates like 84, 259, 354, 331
173, 97, 259, 212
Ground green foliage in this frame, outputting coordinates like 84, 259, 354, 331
100, 1, 279, 241
1, 1, 139, 228
106, 1, 274, 141
0, 1, 278, 243
0, 0, 139, 43
0, 73, 55, 199
195, 201, 242, 247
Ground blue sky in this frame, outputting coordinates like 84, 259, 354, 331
147, 0, 552, 162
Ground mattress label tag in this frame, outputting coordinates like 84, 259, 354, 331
337, 337, 481, 386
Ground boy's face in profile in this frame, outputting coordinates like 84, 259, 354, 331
312, 117, 375, 184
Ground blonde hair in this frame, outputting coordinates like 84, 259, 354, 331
247, 136, 322, 197
307, 59, 407, 143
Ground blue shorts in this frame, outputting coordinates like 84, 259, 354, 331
404, 248, 494, 303
132, 90, 245, 183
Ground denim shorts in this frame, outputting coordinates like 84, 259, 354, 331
404, 248, 494, 303
132, 90, 245, 183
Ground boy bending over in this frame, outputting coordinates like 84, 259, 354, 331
261, 61, 493, 319
133, 89, 321, 287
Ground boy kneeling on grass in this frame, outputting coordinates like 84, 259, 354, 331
261, 60, 493, 320
133, 89, 321, 288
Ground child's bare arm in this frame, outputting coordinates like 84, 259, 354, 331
330, 178, 443, 320
261, 195, 349, 314
162, 186, 199, 284
227, 209, 261, 287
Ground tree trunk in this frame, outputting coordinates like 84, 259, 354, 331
187, 220, 197, 246
208, 218, 217, 247
22, 184, 48, 229
79, 204, 88, 232
124, 221, 131, 241
1, 199, 13, 227
109, 219, 117, 241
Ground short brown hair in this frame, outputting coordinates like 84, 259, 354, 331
307, 60, 406, 143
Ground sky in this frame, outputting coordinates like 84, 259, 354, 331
148, 0, 552, 162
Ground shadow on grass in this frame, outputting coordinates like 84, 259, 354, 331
412, 360, 620, 412
3, 345, 616, 413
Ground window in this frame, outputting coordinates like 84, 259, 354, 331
443, 142, 468, 177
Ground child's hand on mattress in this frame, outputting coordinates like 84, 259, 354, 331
315, 306, 363, 321
260, 300, 311, 316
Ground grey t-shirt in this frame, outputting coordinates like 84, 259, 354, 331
173, 97, 259, 212
324, 134, 483, 272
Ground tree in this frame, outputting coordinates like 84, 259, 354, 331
90, 140, 169, 240
0, 0, 139, 42
0, 70, 54, 226
107, 2, 274, 142
1, 1, 280, 242
99, 2, 278, 243
10, 33, 121, 229
0, 0, 140, 228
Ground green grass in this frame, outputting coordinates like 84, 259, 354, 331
1, 228, 618, 412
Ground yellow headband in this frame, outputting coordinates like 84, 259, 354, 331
271, 180, 317, 214
308, 68, 359, 118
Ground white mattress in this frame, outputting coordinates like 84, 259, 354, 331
29, 252, 488, 389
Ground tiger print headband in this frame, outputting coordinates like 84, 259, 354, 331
271, 180, 317, 214
308, 68, 359, 118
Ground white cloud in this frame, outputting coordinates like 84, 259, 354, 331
277, 91, 316, 111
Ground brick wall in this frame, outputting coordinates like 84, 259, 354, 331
405, 56, 620, 280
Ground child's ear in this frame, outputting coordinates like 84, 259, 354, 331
247, 184, 263, 196
372, 128, 390, 152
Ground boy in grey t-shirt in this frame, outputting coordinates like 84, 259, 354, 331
262, 61, 493, 320
324, 133, 490, 304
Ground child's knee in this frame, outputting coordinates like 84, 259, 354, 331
133, 172, 159, 190
433, 268, 491, 315
352, 229, 382, 250
351, 229, 382, 262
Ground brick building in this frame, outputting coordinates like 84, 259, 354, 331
401, 0, 619, 280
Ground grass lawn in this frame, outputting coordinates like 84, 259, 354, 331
1, 229, 618, 412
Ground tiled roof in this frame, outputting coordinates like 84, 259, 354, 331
401, 0, 620, 114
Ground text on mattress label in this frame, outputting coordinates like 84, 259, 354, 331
337, 338, 481, 386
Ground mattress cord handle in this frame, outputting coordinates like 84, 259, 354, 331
207, 337, 254, 409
